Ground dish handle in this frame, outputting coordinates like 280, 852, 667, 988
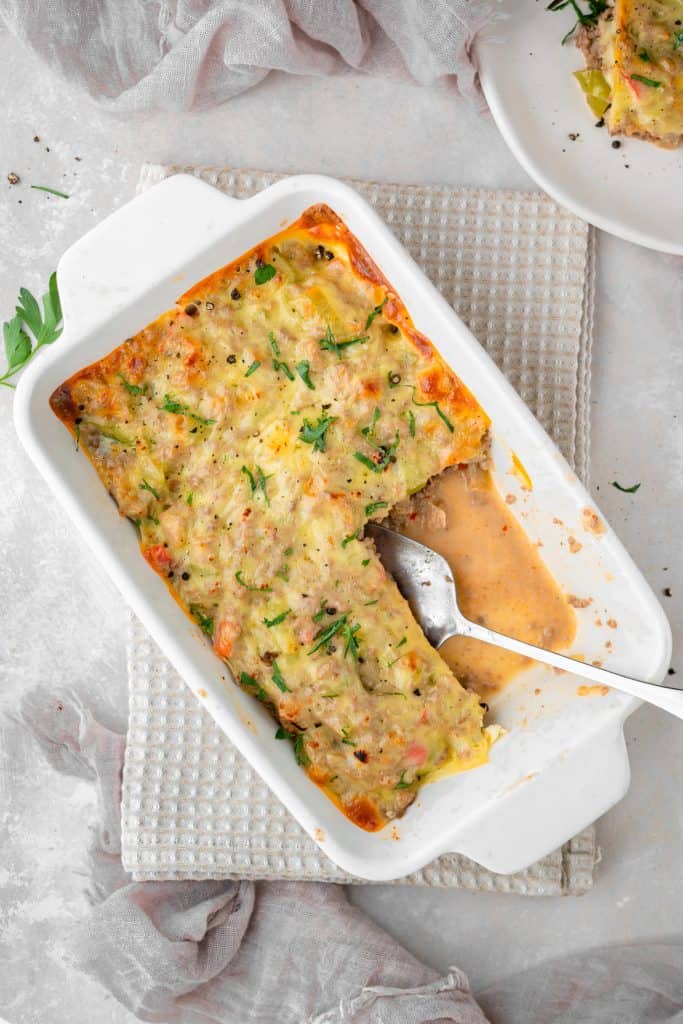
447, 722, 630, 876
56, 174, 243, 340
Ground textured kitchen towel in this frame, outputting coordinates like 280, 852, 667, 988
0, 0, 497, 114
122, 164, 597, 892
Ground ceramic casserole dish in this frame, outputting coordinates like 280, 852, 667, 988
14, 173, 672, 881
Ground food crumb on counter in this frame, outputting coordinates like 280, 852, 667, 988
568, 594, 592, 608
568, 536, 582, 554
577, 684, 609, 697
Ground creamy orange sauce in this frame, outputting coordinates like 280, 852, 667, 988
401, 467, 576, 695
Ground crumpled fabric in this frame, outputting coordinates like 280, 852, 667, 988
18, 686, 488, 1024
0, 0, 495, 114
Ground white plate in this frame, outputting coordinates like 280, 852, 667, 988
14, 173, 672, 880
476, 2, 683, 255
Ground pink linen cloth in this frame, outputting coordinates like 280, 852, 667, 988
17, 686, 683, 1022
0, 0, 494, 114
18, 686, 489, 1023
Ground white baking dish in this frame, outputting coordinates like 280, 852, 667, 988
14, 173, 671, 881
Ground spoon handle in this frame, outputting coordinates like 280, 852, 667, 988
456, 619, 683, 719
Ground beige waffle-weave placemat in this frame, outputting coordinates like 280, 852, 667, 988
121, 163, 597, 894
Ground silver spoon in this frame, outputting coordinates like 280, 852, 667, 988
366, 523, 683, 719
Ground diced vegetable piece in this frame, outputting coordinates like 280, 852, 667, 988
573, 69, 611, 117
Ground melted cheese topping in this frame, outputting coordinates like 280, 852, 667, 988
600, 0, 683, 146
51, 204, 494, 831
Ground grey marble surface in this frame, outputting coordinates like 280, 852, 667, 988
0, 25, 681, 1024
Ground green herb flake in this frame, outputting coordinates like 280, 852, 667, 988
263, 609, 291, 628
407, 409, 416, 437
342, 621, 361, 662
271, 661, 290, 692
387, 371, 402, 389
547, 0, 608, 45
411, 389, 454, 433
675, 31, 683, 49
365, 296, 388, 329
268, 332, 280, 356
283, 546, 294, 556
189, 605, 214, 636
395, 770, 413, 790
361, 558, 370, 567
159, 393, 215, 426
308, 614, 348, 655
364, 599, 378, 606
630, 73, 662, 88
117, 373, 146, 395
361, 407, 381, 440
299, 411, 337, 453
235, 570, 272, 592
275, 564, 290, 582
312, 600, 329, 624
638, 49, 651, 61
365, 500, 388, 516
275, 726, 289, 739
139, 479, 160, 500
294, 733, 310, 767
295, 360, 315, 390
611, 480, 641, 493
341, 530, 360, 548
242, 465, 272, 505
273, 358, 295, 381
354, 431, 400, 473
30, 185, 69, 199
319, 324, 369, 359
255, 263, 277, 285
244, 360, 261, 377
186, 492, 194, 506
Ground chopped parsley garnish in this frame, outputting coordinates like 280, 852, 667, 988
410, 388, 454, 433
340, 726, 356, 746
275, 726, 289, 739
354, 432, 400, 473
159, 394, 215, 426
308, 614, 348, 655
139, 479, 160, 500
186, 492, 194, 505
295, 360, 315, 390
407, 409, 416, 437
30, 185, 70, 199
395, 771, 413, 790
365, 500, 388, 516
611, 480, 641, 493
283, 546, 294, 556
312, 600, 329, 623
364, 599, 378, 606
189, 605, 214, 636
117, 373, 146, 395
271, 661, 290, 692
675, 31, 683, 50
361, 407, 381, 440
269, 332, 280, 356
254, 263, 276, 285
341, 530, 360, 548
342, 621, 361, 661
319, 324, 369, 359
235, 570, 272, 592
631, 73, 662, 88
240, 671, 269, 703
275, 564, 290, 582
361, 558, 370, 567
299, 411, 336, 452
638, 49, 651, 62
387, 371, 402, 389
547, 0, 607, 45
365, 296, 388, 329
274, 359, 295, 381
242, 465, 271, 505
244, 360, 261, 377
263, 609, 290, 627
293, 733, 310, 766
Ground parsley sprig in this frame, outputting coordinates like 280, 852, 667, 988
354, 432, 400, 473
308, 614, 349, 655
159, 393, 215, 426
365, 296, 388, 329
242, 465, 272, 505
1, 273, 62, 389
